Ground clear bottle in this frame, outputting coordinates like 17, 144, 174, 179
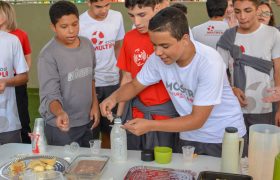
110, 117, 127, 162
31, 118, 47, 154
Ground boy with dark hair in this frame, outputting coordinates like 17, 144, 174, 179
192, 0, 229, 48
116, 0, 179, 151
217, 0, 280, 129
100, 7, 247, 157
79, 0, 125, 148
38, 1, 99, 147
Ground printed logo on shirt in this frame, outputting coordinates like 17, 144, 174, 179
68, 67, 92, 82
91, 31, 115, 51
165, 81, 194, 103
206, 25, 224, 36
240, 45, 245, 53
133, 48, 149, 66
0, 67, 8, 78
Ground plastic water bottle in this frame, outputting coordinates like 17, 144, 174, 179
110, 117, 127, 162
31, 118, 47, 154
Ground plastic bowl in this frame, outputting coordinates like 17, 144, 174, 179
154, 146, 172, 164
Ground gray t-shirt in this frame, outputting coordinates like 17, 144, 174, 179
38, 37, 96, 127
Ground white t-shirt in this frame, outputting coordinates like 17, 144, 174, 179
0, 31, 29, 133
192, 20, 229, 49
79, 10, 125, 87
218, 24, 280, 114
137, 42, 246, 143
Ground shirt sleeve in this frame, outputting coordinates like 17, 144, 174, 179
22, 32, 32, 55
193, 53, 225, 106
116, 13, 125, 41
37, 52, 63, 120
117, 36, 131, 72
13, 38, 29, 74
136, 53, 161, 86
272, 29, 280, 59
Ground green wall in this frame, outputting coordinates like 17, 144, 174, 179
13, 2, 280, 88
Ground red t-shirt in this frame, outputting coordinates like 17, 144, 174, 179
117, 29, 171, 120
9, 29, 32, 55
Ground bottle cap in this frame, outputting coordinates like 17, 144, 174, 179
141, 149, 154, 162
225, 127, 238, 133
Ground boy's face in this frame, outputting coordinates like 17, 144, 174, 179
149, 30, 189, 66
88, 0, 110, 21
51, 14, 79, 47
234, 0, 259, 32
128, 5, 158, 34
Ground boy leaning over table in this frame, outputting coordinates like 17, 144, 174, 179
100, 7, 248, 157
38, 1, 99, 147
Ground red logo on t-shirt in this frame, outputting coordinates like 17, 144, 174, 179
133, 48, 148, 66
207, 25, 215, 32
240, 45, 245, 53
0, 67, 8, 77
91, 31, 104, 45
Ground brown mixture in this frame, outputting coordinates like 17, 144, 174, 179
72, 160, 105, 174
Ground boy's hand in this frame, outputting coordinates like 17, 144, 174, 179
122, 118, 152, 136
55, 111, 70, 132
232, 87, 248, 107
100, 97, 117, 118
90, 105, 100, 130
0, 80, 6, 93
263, 87, 280, 103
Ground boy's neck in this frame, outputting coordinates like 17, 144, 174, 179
237, 21, 261, 34
177, 42, 196, 67
55, 36, 80, 49
210, 16, 225, 21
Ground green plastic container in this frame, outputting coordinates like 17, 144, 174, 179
154, 146, 172, 164
273, 153, 280, 180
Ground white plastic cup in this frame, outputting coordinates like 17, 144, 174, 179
182, 146, 195, 163
89, 139, 102, 155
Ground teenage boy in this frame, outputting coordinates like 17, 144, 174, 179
0, 30, 29, 144
117, 0, 179, 151
38, 1, 99, 147
79, 0, 125, 148
100, 7, 247, 157
217, 0, 280, 129
192, 0, 229, 49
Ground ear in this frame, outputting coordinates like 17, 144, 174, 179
87, 0, 92, 7
50, 23, 56, 33
181, 33, 191, 45
154, 4, 160, 13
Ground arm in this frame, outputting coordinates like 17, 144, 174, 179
123, 105, 213, 135
114, 40, 122, 60
0, 72, 28, 87
100, 78, 146, 117
273, 57, 280, 126
90, 80, 100, 129
24, 54, 32, 69
116, 71, 133, 116
49, 100, 69, 131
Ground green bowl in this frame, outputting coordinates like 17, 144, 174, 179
154, 146, 172, 164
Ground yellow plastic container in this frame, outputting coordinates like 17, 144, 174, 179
154, 146, 172, 164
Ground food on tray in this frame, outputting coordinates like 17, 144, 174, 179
9, 161, 26, 176
72, 160, 106, 174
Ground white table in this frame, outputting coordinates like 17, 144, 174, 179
0, 143, 222, 179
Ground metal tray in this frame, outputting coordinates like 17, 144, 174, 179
124, 166, 196, 180
0, 155, 70, 179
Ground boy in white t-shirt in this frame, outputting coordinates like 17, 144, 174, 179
79, 0, 125, 148
217, 0, 280, 129
100, 7, 247, 157
0, 31, 29, 144
192, 0, 229, 49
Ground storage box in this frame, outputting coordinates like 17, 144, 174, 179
65, 154, 109, 180
198, 171, 253, 180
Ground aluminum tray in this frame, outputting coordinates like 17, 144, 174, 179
124, 166, 196, 180
0, 155, 70, 179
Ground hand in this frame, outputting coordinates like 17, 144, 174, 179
232, 87, 248, 107
262, 87, 280, 103
275, 111, 280, 127
122, 118, 152, 136
227, 13, 238, 28
0, 81, 6, 93
90, 105, 100, 129
99, 96, 117, 119
55, 111, 70, 132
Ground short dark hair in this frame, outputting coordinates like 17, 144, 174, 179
170, 3, 187, 15
49, 1, 79, 25
125, 0, 157, 9
206, 0, 227, 18
232, 0, 260, 7
149, 7, 189, 41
